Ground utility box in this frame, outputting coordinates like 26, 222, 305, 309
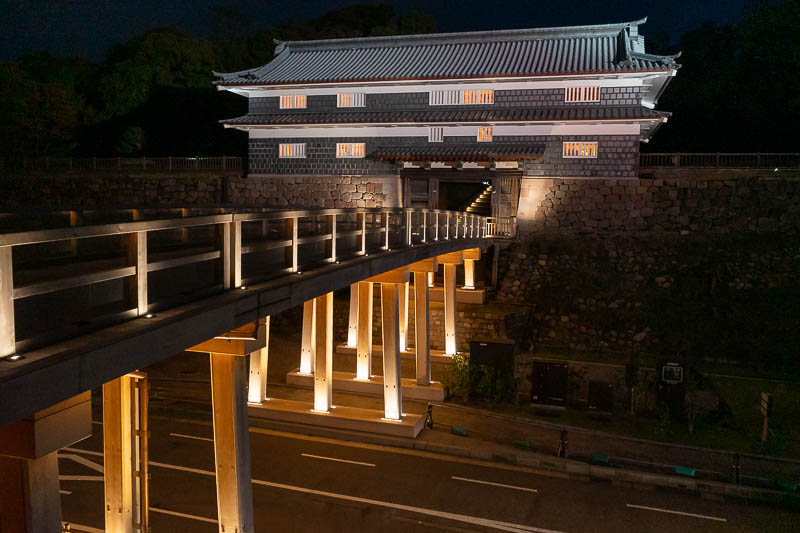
530, 361, 568, 407
469, 338, 515, 400
656, 360, 686, 415
588, 381, 614, 413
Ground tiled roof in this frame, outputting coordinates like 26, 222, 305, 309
214, 18, 680, 86
369, 144, 545, 161
221, 106, 669, 126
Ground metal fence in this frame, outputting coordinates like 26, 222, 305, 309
0, 207, 490, 356
0, 156, 243, 172
640, 153, 800, 169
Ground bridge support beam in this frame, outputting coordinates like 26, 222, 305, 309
399, 281, 410, 352
347, 284, 358, 347
439, 252, 463, 356
210, 352, 254, 533
410, 258, 437, 386
313, 292, 334, 413
299, 300, 316, 375
356, 281, 373, 381
248, 317, 271, 404
103, 374, 150, 533
368, 268, 410, 420
427, 271, 434, 288
0, 453, 62, 533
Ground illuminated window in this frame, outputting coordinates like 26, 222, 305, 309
429, 89, 494, 105
562, 142, 598, 158
477, 127, 493, 142
337, 93, 365, 107
279, 143, 306, 158
428, 127, 444, 143
564, 87, 600, 103
336, 143, 365, 158
279, 94, 307, 109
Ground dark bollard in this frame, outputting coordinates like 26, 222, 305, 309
425, 403, 434, 429
732, 454, 741, 484
558, 430, 568, 458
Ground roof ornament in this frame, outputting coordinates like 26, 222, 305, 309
274, 39, 287, 55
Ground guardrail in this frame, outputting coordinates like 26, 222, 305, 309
639, 153, 800, 169
0, 156, 243, 172
0, 208, 490, 357
486, 216, 516, 238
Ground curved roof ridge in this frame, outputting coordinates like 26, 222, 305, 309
278, 18, 649, 52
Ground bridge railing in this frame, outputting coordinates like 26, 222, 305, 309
0, 156, 243, 172
485, 216, 516, 238
639, 152, 800, 169
0, 208, 489, 357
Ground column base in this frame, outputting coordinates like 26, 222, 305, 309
249, 398, 425, 438
286, 369, 447, 401
335, 343, 454, 364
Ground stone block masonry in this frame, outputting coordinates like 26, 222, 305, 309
518, 176, 800, 235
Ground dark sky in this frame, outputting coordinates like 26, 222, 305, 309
0, 0, 764, 60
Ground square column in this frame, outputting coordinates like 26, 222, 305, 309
313, 292, 334, 413
427, 271, 435, 288
380, 282, 403, 420
462, 248, 481, 290
439, 252, 463, 356
413, 272, 431, 385
0, 453, 62, 533
248, 316, 271, 404
356, 281, 373, 381
299, 299, 316, 375
399, 281, 409, 352
103, 376, 136, 533
210, 353, 255, 533
347, 284, 358, 347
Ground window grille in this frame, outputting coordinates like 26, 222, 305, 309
336, 143, 365, 158
477, 127, 493, 142
429, 89, 494, 105
279, 94, 307, 109
428, 127, 444, 143
562, 141, 598, 158
279, 143, 306, 158
337, 93, 365, 107
564, 87, 600, 103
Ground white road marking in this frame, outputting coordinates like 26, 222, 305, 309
62, 447, 104, 458
59, 475, 104, 482
62, 523, 104, 533
150, 506, 218, 524
170, 432, 214, 442
626, 504, 727, 522
92, 420, 102, 425
60, 453, 104, 473
146, 461, 563, 533
301, 453, 376, 467
452, 476, 538, 493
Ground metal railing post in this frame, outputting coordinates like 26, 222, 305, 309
217, 222, 232, 289
230, 220, 242, 288
127, 231, 148, 316
434, 212, 440, 241
328, 214, 337, 263
405, 210, 412, 247
287, 217, 298, 272
422, 210, 427, 243
445, 213, 450, 240
384, 212, 390, 250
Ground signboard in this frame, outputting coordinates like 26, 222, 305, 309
661, 363, 683, 384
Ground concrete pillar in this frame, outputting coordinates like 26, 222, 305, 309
313, 292, 333, 413
210, 353, 254, 533
413, 272, 431, 385
463, 259, 476, 290
444, 263, 458, 355
356, 281, 373, 381
103, 376, 136, 533
299, 299, 316, 375
398, 281, 409, 352
427, 271, 435, 288
0, 453, 62, 533
380, 282, 403, 420
347, 284, 358, 347
248, 316, 270, 404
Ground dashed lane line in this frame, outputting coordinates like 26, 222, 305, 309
301, 453, 376, 467
452, 476, 538, 493
626, 504, 727, 522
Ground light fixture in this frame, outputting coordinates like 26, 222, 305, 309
3, 354, 24, 362
144, 313, 156, 319
296, 271, 303, 275
240, 286, 248, 290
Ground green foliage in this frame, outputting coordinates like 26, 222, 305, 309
443, 354, 471, 401
116, 126, 145, 154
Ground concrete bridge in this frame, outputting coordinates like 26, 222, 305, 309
0, 206, 495, 532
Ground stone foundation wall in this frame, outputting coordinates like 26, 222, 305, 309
517, 176, 800, 235
228, 175, 401, 208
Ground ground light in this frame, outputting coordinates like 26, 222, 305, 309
2, 354, 24, 362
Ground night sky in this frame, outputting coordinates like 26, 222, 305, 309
0, 0, 766, 60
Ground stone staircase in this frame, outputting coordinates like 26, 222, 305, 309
464, 185, 492, 216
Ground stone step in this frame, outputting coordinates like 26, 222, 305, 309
335, 344, 455, 364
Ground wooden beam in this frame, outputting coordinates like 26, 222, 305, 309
187, 318, 267, 356
365, 268, 410, 284
408, 257, 438, 273
438, 251, 463, 265
462, 247, 481, 261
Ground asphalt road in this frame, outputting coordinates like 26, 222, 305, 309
59, 417, 800, 533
